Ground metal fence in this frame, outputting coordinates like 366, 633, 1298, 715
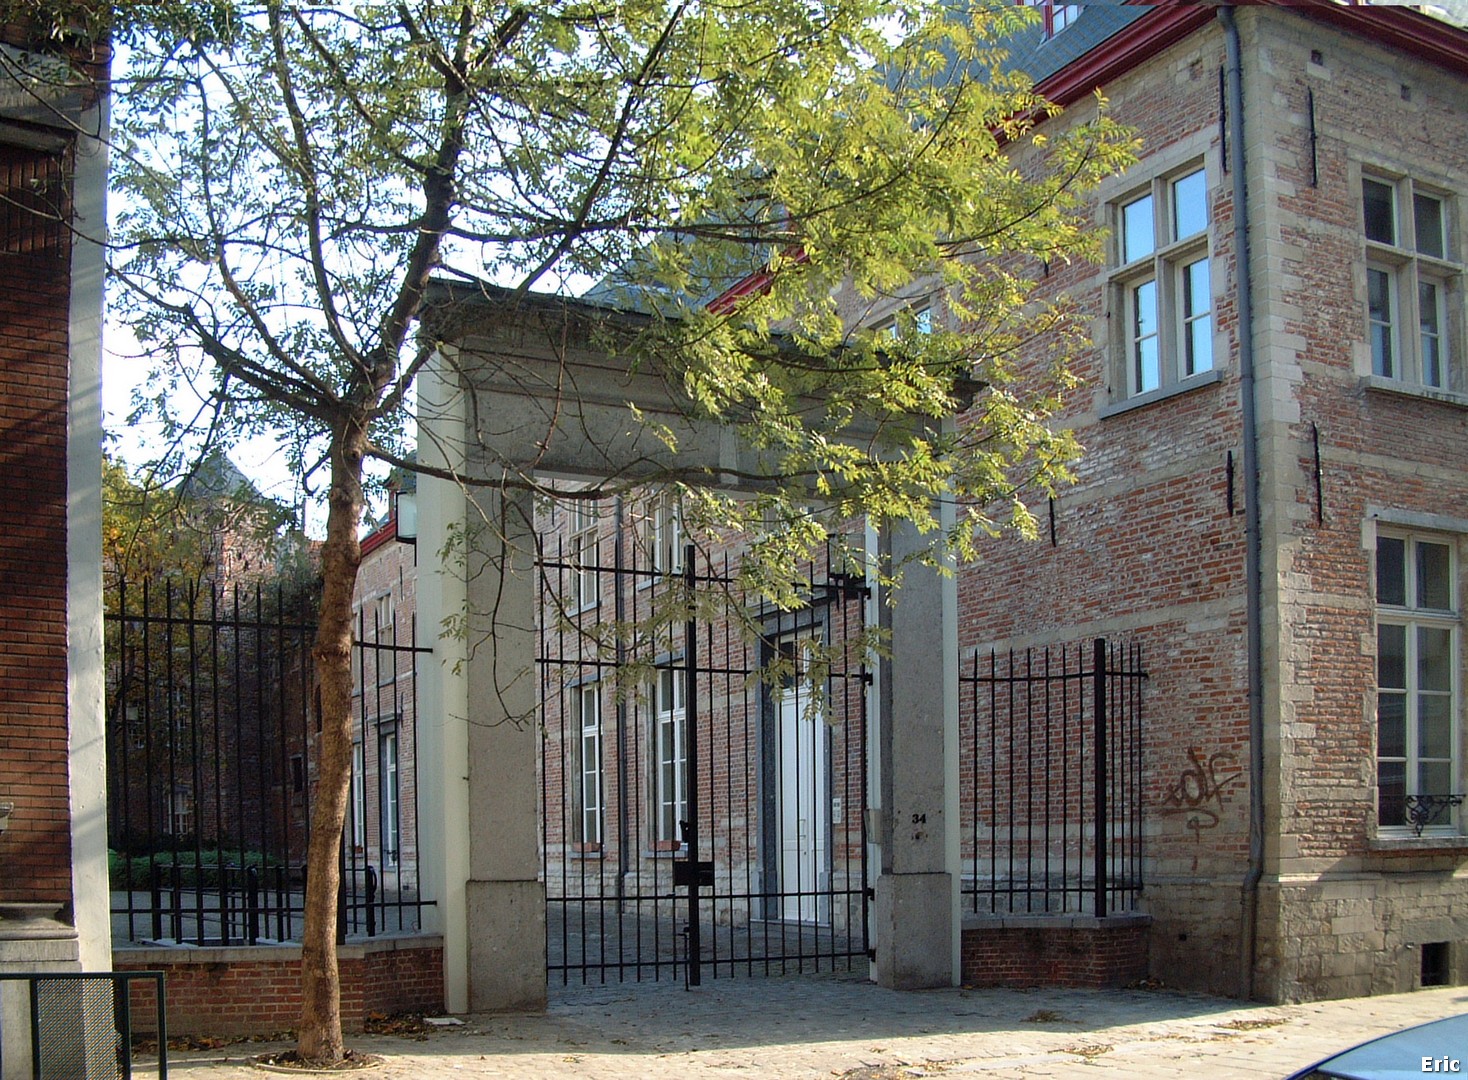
0, 971, 167, 1079
961, 638, 1145, 917
106, 578, 432, 945
539, 529, 871, 987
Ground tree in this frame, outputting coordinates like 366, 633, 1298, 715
88, 0, 1132, 1064
102, 449, 297, 589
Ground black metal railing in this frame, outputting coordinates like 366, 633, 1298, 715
0, 971, 167, 1079
961, 638, 1146, 917
106, 579, 433, 945
1401, 793, 1467, 836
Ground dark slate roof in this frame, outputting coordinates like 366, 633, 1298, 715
1002, 4, 1150, 85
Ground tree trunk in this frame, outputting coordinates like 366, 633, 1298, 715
297, 418, 368, 1063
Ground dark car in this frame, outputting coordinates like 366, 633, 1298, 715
1286, 1012, 1468, 1079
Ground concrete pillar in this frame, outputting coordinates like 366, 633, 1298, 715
463, 488, 546, 1012
873, 512, 960, 989
416, 353, 471, 1013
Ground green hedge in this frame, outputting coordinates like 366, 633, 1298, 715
108, 849, 287, 891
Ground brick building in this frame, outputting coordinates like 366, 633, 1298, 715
411, 1, 1468, 1012
347, 473, 421, 908
0, 1, 111, 1012
521, 0, 1468, 1005
931, 1, 1468, 1002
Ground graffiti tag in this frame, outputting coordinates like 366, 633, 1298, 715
1159, 747, 1243, 840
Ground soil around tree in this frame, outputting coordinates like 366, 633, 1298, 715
252, 1050, 386, 1073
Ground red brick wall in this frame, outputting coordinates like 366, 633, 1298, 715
0, 141, 74, 907
117, 938, 445, 1037
962, 919, 1150, 989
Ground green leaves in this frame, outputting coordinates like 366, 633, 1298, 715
106, 0, 1135, 586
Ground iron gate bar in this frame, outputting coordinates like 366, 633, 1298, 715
682, 543, 701, 988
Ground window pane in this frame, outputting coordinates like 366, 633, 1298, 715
1378, 760, 1406, 826
1419, 760, 1452, 800
1377, 623, 1406, 688
1363, 178, 1395, 245
1377, 536, 1405, 605
1418, 694, 1452, 759
1184, 257, 1211, 319
1133, 279, 1159, 392
1419, 281, 1444, 388
1172, 169, 1208, 240
1417, 626, 1451, 692
1368, 268, 1394, 378
1183, 258, 1212, 376
1414, 192, 1445, 259
1187, 314, 1213, 377
1416, 541, 1451, 610
1377, 692, 1407, 758
1122, 193, 1154, 263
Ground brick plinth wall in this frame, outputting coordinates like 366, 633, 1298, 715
962, 915, 1151, 989
115, 935, 444, 1037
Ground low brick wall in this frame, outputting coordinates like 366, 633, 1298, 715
962, 914, 1150, 989
114, 934, 444, 1037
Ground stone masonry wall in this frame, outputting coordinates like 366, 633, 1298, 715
1245, 8, 1468, 1002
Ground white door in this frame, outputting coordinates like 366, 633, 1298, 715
776, 651, 827, 923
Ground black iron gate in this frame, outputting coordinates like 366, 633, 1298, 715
539, 526, 870, 986
961, 638, 1146, 916
105, 578, 433, 946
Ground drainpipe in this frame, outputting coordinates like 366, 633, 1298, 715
1220, 5, 1266, 1002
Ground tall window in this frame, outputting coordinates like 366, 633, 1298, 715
380, 727, 400, 867
373, 591, 395, 684
569, 500, 599, 610
653, 666, 687, 846
1112, 165, 1213, 397
1376, 532, 1459, 834
574, 684, 603, 846
644, 491, 683, 576
171, 785, 194, 838
1363, 175, 1457, 390
351, 741, 366, 851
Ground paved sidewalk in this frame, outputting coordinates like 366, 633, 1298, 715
166, 973, 1468, 1078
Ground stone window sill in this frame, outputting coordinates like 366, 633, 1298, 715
1367, 834, 1468, 856
1099, 368, 1223, 420
1361, 375, 1468, 409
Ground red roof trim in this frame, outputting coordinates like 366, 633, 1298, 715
1037, 2, 1468, 108
706, 1, 1468, 314
360, 516, 397, 556
707, 248, 808, 315
1033, 4, 1215, 111
1291, 2, 1468, 81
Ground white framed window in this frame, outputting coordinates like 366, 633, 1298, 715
351, 741, 366, 852
379, 727, 400, 867
171, 785, 194, 838
1026, 0, 1079, 39
653, 666, 687, 846
1363, 174, 1459, 390
569, 500, 599, 610
574, 684, 603, 846
1110, 164, 1214, 397
1375, 531, 1460, 835
643, 490, 683, 577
